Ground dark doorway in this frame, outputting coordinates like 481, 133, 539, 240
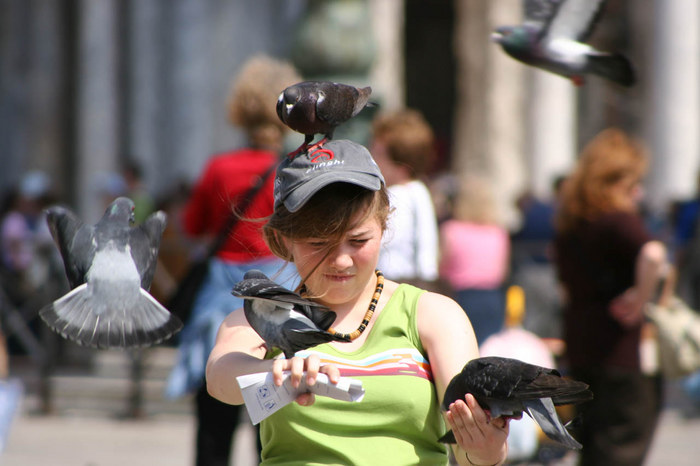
404, 0, 456, 173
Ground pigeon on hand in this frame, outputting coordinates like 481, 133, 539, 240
439, 356, 593, 450
40, 197, 182, 349
491, 0, 635, 87
276, 81, 374, 157
232, 270, 351, 359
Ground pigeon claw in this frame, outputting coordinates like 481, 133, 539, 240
287, 142, 309, 160
306, 137, 329, 154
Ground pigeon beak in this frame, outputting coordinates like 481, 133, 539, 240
490, 31, 503, 43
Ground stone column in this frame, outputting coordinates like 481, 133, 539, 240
125, 0, 163, 193
0, 0, 31, 189
526, 70, 576, 199
163, 0, 213, 185
453, 0, 526, 228
648, 0, 700, 211
368, 0, 405, 111
76, 0, 119, 222
27, 0, 66, 184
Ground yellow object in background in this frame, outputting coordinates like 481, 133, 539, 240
506, 285, 526, 328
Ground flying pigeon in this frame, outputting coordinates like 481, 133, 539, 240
276, 81, 374, 157
40, 197, 182, 349
232, 270, 351, 358
439, 356, 593, 450
491, 0, 635, 87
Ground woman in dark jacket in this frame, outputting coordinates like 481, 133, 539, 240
554, 128, 667, 466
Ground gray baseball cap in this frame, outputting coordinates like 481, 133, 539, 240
274, 139, 385, 212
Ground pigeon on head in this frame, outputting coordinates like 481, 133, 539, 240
40, 197, 182, 349
232, 270, 350, 359
276, 81, 374, 158
491, 0, 635, 87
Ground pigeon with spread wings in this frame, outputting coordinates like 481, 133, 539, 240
492, 0, 634, 86
40, 197, 182, 348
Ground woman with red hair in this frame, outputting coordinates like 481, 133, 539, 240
554, 128, 667, 465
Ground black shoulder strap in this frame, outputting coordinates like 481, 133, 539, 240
206, 163, 277, 258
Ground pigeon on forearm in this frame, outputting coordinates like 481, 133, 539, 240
492, 0, 634, 87
40, 197, 182, 348
440, 356, 593, 450
232, 270, 350, 359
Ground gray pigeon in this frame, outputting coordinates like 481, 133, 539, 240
439, 356, 592, 450
491, 0, 635, 87
40, 197, 182, 349
232, 270, 350, 358
276, 81, 374, 157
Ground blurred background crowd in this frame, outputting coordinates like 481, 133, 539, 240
2, 0, 700, 465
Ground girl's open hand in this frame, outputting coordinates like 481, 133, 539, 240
445, 394, 509, 465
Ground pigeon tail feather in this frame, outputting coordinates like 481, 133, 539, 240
40, 285, 183, 349
587, 53, 635, 87
438, 430, 456, 444
352, 87, 373, 116
525, 398, 583, 450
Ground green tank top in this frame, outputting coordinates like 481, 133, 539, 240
260, 284, 449, 465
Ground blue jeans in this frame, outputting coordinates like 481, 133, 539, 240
683, 370, 700, 404
456, 288, 506, 346
165, 257, 295, 398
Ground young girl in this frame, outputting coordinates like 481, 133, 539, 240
206, 139, 509, 465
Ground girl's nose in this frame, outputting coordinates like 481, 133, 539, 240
327, 245, 353, 270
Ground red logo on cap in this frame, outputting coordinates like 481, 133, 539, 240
309, 148, 334, 163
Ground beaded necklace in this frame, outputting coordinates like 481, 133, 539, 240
302, 269, 384, 341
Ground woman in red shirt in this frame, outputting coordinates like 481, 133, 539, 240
165, 56, 300, 466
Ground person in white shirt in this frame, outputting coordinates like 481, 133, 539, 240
370, 109, 439, 286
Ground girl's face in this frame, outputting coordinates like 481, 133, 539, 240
287, 211, 383, 307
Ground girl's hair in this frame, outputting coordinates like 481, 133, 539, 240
263, 183, 390, 267
555, 128, 648, 233
226, 56, 301, 150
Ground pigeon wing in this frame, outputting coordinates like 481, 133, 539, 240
296, 303, 337, 330
283, 326, 346, 357
315, 83, 359, 127
130, 210, 167, 290
468, 357, 544, 396
523, 0, 564, 36
509, 370, 592, 405
545, 0, 606, 41
45, 205, 94, 288
233, 271, 324, 308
